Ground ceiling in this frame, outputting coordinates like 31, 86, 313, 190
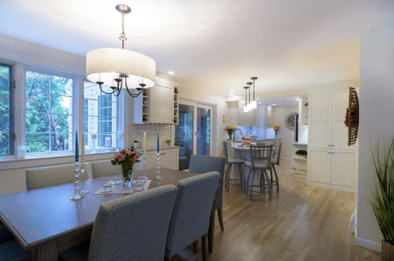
1, 0, 394, 96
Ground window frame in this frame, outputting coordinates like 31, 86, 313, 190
0, 61, 15, 156
82, 80, 120, 153
23, 66, 77, 156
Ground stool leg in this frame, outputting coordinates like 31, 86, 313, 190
239, 165, 246, 193
249, 169, 255, 201
225, 164, 230, 191
259, 170, 263, 194
270, 166, 273, 188
272, 164, 279, 193
237, 164, 243, 188
263, 169, 272, 201
246, 168, 252, 195
226, 164, 232, 192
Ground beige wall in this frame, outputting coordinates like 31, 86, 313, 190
356, 26, 394, 251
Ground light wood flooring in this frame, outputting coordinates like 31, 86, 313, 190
174, 159, 380, 261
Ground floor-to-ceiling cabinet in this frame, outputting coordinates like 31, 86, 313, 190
307, 86, 358, 191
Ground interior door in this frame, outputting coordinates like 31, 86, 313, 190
196, 105, 212, 156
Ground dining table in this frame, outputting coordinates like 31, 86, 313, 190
0, 168, 199, 261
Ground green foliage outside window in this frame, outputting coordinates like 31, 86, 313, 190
0, 64, 12, 155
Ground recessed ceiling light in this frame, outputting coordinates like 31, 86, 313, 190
296, 98, 300, 101
168, 71, 174, 75
230, 93, 233, 96
258, 102, 262, 104
230, 90, 234, 93
273, 104, 276, 106
256, 98, 259, 100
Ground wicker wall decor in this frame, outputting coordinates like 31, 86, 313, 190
344, 87, 359, 146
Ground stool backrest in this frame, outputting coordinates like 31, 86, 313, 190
249, 145, 273, 169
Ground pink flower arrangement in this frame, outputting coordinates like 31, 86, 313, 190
241, 135, 251, 140
111, 147, 141, 166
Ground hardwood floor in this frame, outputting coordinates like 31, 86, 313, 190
174, 159, 380, 261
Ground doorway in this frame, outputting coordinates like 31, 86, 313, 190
175, 100, 213, 170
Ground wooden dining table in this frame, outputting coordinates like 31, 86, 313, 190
0, 168, 199, 261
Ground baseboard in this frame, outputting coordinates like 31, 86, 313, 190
355, 237, 381, 253
306, 180, 357, 193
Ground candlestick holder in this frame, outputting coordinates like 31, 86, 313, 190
71, 161, 84, 200
80, 164, 89, 195
92, 138, 97, 153
154, 151, 162, 181
142, 155, 148, 181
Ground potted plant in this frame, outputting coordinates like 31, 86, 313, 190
296, 150, 307, 158
111, 147, 141, 188
371, 139, 394, 260
165, 139, 172, 147
224, 125, 237, 140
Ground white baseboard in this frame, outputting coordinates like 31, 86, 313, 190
306, 180, 357, 193
355, 237, 381, 253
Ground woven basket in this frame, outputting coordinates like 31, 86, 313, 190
382, 240, 394, 261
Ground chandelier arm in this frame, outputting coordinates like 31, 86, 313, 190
124, 80, 143, 97
98, 83, 116, 95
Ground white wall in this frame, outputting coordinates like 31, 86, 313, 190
356, 26, 394, 251
268, 105, 298, 159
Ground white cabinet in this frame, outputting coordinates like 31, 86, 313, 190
237, 102, 256, 126
264, 105, 274, 128
307, 87, 358, 190
134, 148, 179, 171
149, 85, 174, 124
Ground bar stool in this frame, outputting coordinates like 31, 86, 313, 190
245, 145, 273, 201
270, 143, 282, 193
222, 141, 246, 192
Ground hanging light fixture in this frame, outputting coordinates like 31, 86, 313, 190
86, 4, 156, 98
250, 77, 258, 109
243, 86, 250, 112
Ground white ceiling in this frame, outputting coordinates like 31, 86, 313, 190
1, 0, 394, 96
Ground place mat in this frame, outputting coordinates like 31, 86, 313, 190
94, 180, 152, 195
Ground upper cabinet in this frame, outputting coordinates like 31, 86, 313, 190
264, 105, 274, 128
133, 76, 178, 125
237, 102, 256, 126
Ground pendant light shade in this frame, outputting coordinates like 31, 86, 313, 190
86, 48, 156, 89
250, 100, 257, 109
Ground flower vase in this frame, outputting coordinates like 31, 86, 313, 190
121, 164, 133, 188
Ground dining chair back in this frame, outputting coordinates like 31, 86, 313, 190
222, 141, 229, 164
26, 164, 88, 190
165, 172, 220, 260
250, 145, 273, 170
60, 185, 178, 261
91, 160, 122, 178
189, 155, 226, 253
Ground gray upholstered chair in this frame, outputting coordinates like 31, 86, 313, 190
222, 141, 246, 192
59, 185, 178, 261
270, 143, 282, 192
0, 224, 31, 260
91, 160, 122, 178
245, 145, 273, 201
26, 163, 88, 190
189, 155, 225, 253
165, 172, 220, 261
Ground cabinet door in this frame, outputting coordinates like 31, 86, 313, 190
256, 106, 266, 128
149, 85, 174, 124
331, 89, 357, 150
309, 92, 331, 149
237, 102, 256, 126
308, 149, 331, 184
331, 150, 357, 187
265, 106, 274, 128
161, 150, 178, 170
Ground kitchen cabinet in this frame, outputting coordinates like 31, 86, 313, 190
307, 86, 358, 190
134, 148, 179, 171
237, 102, 256, 126
133, 76, 178, 125
264, 105, 274, 128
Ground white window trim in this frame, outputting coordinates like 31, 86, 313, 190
0, 62, 124, 161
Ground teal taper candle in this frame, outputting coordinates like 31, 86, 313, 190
156, 131, 160, 153
75, 131, 79, 162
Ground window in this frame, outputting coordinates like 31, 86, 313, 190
25, 71, 73, 153
0, 63, 13, 156
83, 82, 117, 150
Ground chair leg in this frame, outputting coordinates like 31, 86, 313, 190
262, 171, 265, 195
264, 169, 272, 201
217, 208, 224, 231
272, 164, 279, 192
193, 240, 198, 252
249, 170, 255, 201
208, 205, 215, 253
239, 164, 246, 193
224, 164, 230, 191
245, 168, 251, 194
270, 166, 273, 188
202, 234, 207, 261
259, 170, 263, 194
